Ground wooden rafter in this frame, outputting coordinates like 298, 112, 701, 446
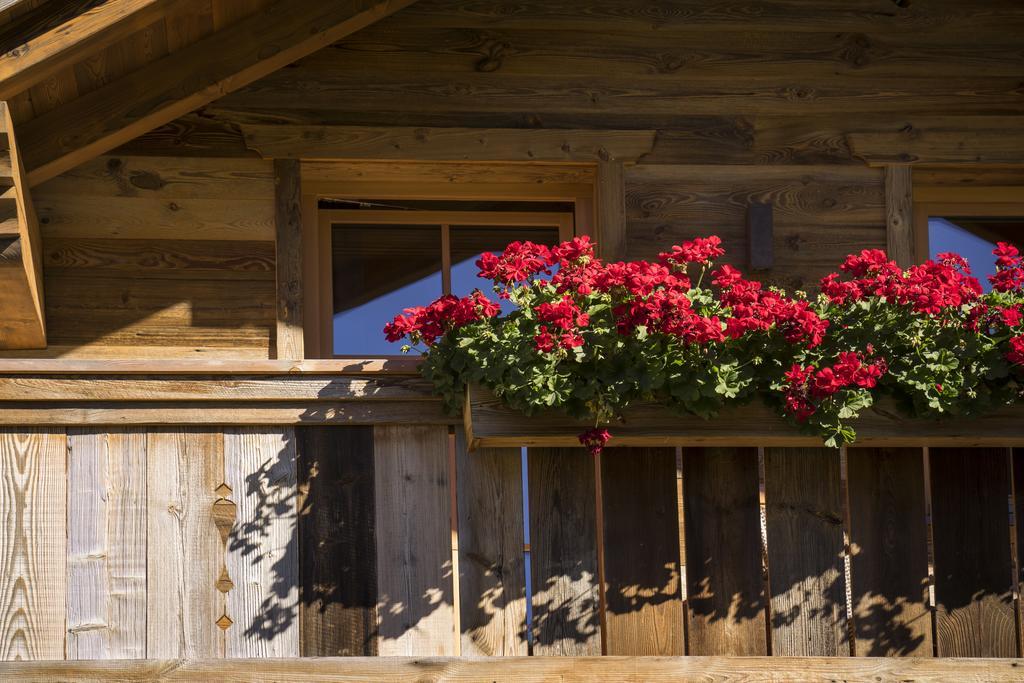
0, 0, 187, 102
0, 100, 44, 348
19, 0, 420, 186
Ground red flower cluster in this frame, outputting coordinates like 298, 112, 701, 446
715, 266, 829, 347
476, 236, 598, 286
991, 242, 1024, 292
1008, 336, 1024, 365
579, 427, 611, 456
965, 303, 1023, 333
820, 249, 982, 314
658, 236, 725, 267
782, 352, 887, 422
384, 291, 499, 346
534, 295, 590, 351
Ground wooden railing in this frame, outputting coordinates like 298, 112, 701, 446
1, 359, 1023, 672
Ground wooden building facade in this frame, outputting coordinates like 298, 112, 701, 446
1, 0, 1023, 679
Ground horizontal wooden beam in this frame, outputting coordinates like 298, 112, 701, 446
467, 386, 1024, 449
0, 400, 452, 426
241, 124, 657, 162
2, 656, 1022, 682
848, 116, 1024, 166
20, 0, 420, 186
0, 358, 422, 374
0, 374, 435, 401
0, 0, 184, 101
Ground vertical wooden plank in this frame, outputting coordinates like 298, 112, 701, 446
597, 160, 625, 260
455, 434, 526, 656
847, 447, 932, 656
885, 166, 914, 267
600, 447, 683, 655
1014, 449, 1024, 657
274, 158, 303, 360
528, 447, 600, 656
0, 428, 65, 661
146, 428, 223, 659
930, 448, 1016, 657
764, 447, 848, 656
374, 424, 454, 656
66, 430, 146, 660
682, 447, 767, 655
297, 426, 377, 656
224, 427, 298, 657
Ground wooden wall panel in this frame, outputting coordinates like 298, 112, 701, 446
0, 428, 66, 661
66, 429, 147, 660
682, 447, 767, 656
296, 426, 377, 657
764, 447, 848, 656
455, 436, 526, 656
373, 425, 455, 656
847, 448, 932, 657
224, 427, 299, 657
930, 448, 1017, 657
600, 447, 684, 656
528, 447, 600, 656
1, 155, 277, 359
145, 428, 224, 658
624, 165, 886, 292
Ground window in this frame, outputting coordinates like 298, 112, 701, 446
324, 208, 573, 357
928, 215, 1024, 290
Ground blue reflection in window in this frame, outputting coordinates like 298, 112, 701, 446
928, 217, 997, 292
333, 270, 442, 356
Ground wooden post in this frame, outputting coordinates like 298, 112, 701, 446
274, 159, 303, 359
885, 166, 914, 267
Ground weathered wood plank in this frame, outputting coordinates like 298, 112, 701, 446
0, 428, 65, 661
764, 447, 848, 656
273, 159, 303, 360
0, 375, 435, 401
601, 447, 684, 655
43, 239, 275, 278
66, 429, 147, 660
242, 125, 655, 162
454, 434, 526, 656
467, 386, 1024, 447
682, 447, 767, 656
373, 425, 455, 656
297, 426, 377, 656
224, 427, 298, 657
528, 447, 600, 656
5, 655, 1024, 681
847, 448, 931, 656
0, 0, 182, 100
0, 400, 453, 426
0, 359, 423, 374
20, 0, 422, 185
146, 428, 224, 658
35, 156, 274, 199
884, 166, 914, 268
849, 120, 1024, 165
930, 448, 1017, 657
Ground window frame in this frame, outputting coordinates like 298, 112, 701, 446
298, 161, 602, 363
321, 209, 574, 360
912, 201, 1024, 263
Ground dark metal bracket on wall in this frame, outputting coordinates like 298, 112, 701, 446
747, 202, 774, 271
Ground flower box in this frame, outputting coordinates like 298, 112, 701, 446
464, 384, 1024, 450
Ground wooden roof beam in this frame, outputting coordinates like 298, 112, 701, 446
0, 101, 45, 348
19, 0, 420, 186
0, 0, 186, 101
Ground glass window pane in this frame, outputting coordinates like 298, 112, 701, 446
450, 225, 561, 313
928, 216, 1024, 292
332, 223, 442, 356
